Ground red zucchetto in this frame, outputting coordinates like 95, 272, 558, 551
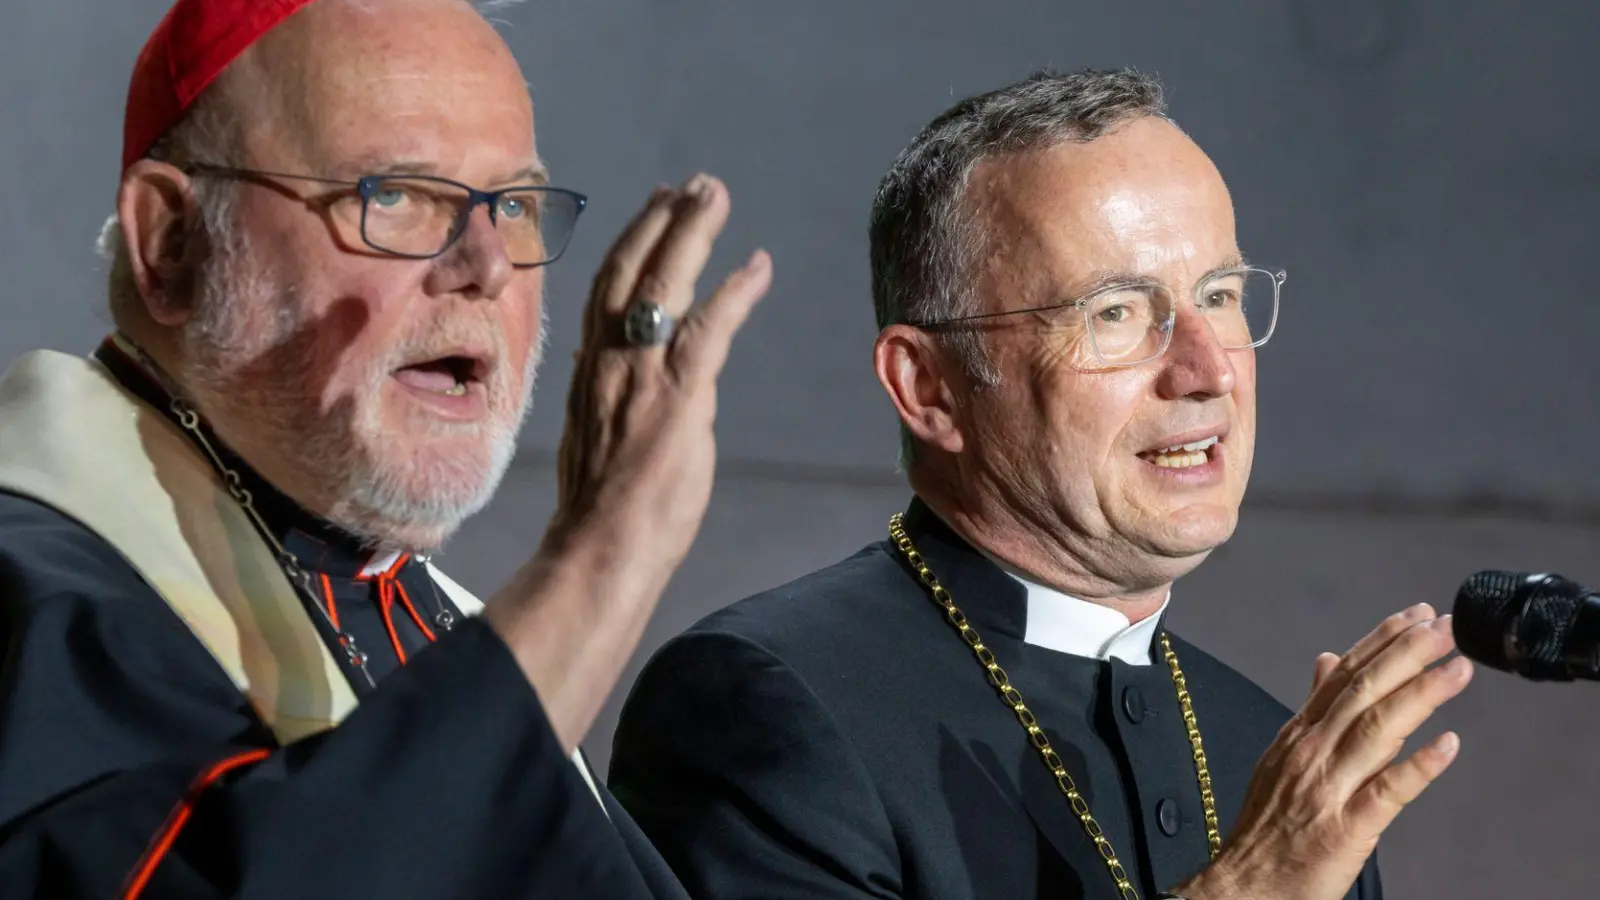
121, 0, 317, 170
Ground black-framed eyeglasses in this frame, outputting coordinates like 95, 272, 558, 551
907, 266, 1286, 368
185, 162, 588, 269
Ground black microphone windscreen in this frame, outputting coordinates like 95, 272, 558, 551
1454, 570, 1588, 679
1453, 570, 1528, 672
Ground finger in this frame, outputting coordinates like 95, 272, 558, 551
629, 173, 732, 322
595, 185, 675, 284
1332, 654, 1473, 785
1341, 604, 1438, 667
587, 186, 682, 335
1300, 603, 1435, 723
1317, 616, 1459, 740
1311, 652, 1340, 693
671, 249, 773, 379
1345, 731, 1461, 838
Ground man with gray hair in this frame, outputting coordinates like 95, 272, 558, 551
610, 70, 1470, 899
0, 0, 768, 896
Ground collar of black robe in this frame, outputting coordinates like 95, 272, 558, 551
93, 336, 394, 579
898, 495, 1195, 893
895, 494, 1170, 653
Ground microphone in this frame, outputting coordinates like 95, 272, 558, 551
1453, 570, 1600, 681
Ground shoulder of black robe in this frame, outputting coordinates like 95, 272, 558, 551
611, 500, 1382, 900
0, 489, 663, 900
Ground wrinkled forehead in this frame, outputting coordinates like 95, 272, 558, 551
246, 0, 538, 178
970, 119, 1238, 294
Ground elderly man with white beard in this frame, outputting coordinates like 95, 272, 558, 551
0, 0, 768, 897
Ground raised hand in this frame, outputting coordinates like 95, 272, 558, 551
1175, 603, 1473, 900
487, 174, 772, 751
550, 174, 770, 581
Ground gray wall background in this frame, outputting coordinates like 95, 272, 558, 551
4, 1, 1597, 896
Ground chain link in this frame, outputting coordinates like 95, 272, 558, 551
1161, 636, 1222, 859
888, 513, 1219, 899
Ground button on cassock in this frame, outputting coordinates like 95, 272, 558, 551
1121, 685, 1146, 723
1157, 798, 1182, 836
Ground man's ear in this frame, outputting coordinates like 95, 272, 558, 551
117, 160, 204, 326
873, 324, 966, 456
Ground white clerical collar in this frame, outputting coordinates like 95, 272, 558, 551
981, 552, 1170, 666
361, 550, 405, 578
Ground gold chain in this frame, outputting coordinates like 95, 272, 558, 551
888, 513, 1219, 900
1160, 618, 1221, 862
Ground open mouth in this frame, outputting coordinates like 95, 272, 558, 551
392, 353, 489, 398
1138, 435, 1221, 470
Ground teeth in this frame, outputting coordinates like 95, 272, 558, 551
1144, 435, 1218, 469
1157, 435, 1219, 453
443, 382, 468, 397
1153, 451, 1208, 469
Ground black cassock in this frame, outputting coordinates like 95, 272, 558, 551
0, 346, 687, 899
610, 498, 1384, 900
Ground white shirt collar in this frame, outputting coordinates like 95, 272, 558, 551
923, 506, 1169, 665
361, 550, 405, 578
982, 552, 1169, 666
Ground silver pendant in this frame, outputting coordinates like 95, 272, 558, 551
434, 610, 456, 631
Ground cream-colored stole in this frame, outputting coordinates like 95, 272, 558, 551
0, 348, 601, 800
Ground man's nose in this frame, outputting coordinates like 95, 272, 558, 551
427, 202, 514, 301
1154, 307, 1236, 400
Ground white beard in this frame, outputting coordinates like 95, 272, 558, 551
176, 226, 544, 551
